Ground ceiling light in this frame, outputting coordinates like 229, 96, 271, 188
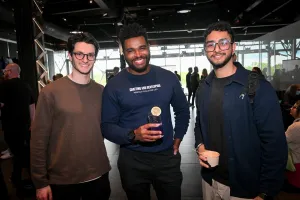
70, 31, 83, 34
89, 0, 93, 3
117, 22, 123, 26
177, 9, 191, 14
148, 8, 151, 11
103, 13, 107, 17
63, 18, 67, 21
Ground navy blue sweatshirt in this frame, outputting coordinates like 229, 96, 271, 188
101, 65, 190, 152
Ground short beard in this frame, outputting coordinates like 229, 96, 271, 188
72, 60, 93, 75
208, 53, 232, 70
126, 55, 151, 73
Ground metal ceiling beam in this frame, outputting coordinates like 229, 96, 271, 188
94, 0, 108, 9
51, 8, 102, 15
259, 0, 293, 21
145, 23, 288, 34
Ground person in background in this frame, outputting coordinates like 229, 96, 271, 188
191, 66, 200, 107
108, 66, 120, 80
262, 68, 268, 79
285, 100, 300, 192
201, 68, 208, 80
52, 73, 63, 81
0, 166, 9, 200
101, 23, 190, 200
281, 84, 300, 130
195, 21, 287, 200
174, 70, 181, 81
0, 56, 5, 70
186, 67, 193, 106
252, 67, 262, 75
0, 63, 35, 192
31, 32, 111, 200
252, 67, 266, 79
293, 65, 300, 81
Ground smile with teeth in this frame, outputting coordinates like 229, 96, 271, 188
80, 64, 89, 68
133, 58, 145, 65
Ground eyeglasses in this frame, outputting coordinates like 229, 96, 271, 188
205, 38, 233, 52
73, 52, 96, 61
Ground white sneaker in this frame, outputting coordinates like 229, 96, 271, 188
1, 152, 13, 159
1, 149, 9, 155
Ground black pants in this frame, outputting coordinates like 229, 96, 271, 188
50, 173, 111, 200
191, 88, 198, 106
4, 129, 28, 187
118, 148, 182, 200
187, 86, 192, 104
0, 166, 9, 200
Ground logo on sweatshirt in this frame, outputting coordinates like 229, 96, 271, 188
239, 93, 245, 99
129, 84, 161, 94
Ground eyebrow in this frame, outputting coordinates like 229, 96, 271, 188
73, 51, 95, 54
126, 45, 148, 51
206, 38, 228, 43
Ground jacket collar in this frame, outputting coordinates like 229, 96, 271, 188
205, 62, 248, 86
294, 118, 300, 123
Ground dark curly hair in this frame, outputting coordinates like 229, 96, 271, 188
118, 23, 149, 50
203, 21, 235, 43
67, 32, 99, 57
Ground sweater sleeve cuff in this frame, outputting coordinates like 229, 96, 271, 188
33, 180, 49, 190
174, 133, 185, 140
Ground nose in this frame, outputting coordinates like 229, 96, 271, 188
134, 50, 141, 57
214, 43, 221, 52
83, 54, 89, 62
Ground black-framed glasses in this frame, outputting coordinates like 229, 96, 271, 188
73, 52, 96, 61
205, 38, 233, 52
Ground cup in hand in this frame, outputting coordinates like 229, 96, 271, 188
201, 150, 220, 167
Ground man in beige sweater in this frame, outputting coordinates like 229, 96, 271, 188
31, 33, 111, 200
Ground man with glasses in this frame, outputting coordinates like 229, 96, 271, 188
31, 33, 111, 200
194, 21, 287, 200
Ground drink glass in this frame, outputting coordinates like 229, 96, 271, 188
148, 114, 163, 135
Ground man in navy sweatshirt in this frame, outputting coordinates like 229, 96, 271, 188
101, 23, 190, 200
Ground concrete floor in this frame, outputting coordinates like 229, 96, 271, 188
1, 106, 299, 200
0, 107, 203, 200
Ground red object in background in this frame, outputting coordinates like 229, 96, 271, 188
286, 163, 300, 188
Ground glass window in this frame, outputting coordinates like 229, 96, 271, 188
93, 60, 107, 85
151, 58, 165, 67
244, 53, 259, 71
54, 51, 68, 76
106, 49, 120, 59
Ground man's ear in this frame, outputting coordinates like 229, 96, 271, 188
68, 52, 73, 62
232, 42, 236, 52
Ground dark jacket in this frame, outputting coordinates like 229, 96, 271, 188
191, 72, 199, 91
186, 72, 192, 88
194, 65, 287, 198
